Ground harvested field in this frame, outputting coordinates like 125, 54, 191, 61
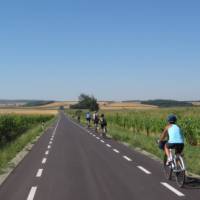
100, 102, 158, 110
39, 101, 157, 110
0, 109, 58, 115
39, 101, 77, 109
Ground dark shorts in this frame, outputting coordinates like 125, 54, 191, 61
166, 143, 184, 154
158, 141, 184, 154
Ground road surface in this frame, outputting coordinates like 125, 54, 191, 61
0, 112, 199, 200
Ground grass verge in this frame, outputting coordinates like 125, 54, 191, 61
0, 117, 56, 173
109, 124, 200, 175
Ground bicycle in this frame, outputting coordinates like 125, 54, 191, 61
163, 148, 186, 188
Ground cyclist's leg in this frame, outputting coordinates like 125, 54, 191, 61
165, 143, 175, 163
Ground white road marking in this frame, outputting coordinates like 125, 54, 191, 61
27, 186, 37, 200
96, 137, 100, 140
49, 141, 53, 144
113, 149, 120, 153
42, 158, 47, 164
47, 145, 51, 149
51, 118, 60, 136
36, 169, 43, 177
137, 166, 152, 174
123, 155, 132, 162
45, 150, 49, 155
50, 138, 54, 141
161, 182, 185, 197
101, 140, 105, 143
106, 144, 111, 148
93, 134, 95, 137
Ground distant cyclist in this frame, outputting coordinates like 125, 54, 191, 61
93, 111, 99, 132
100, 114, 107, 137
86, 112, 91, 128
159, 114, 184, 165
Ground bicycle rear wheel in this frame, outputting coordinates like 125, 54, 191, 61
175, 156, 185, 188
163, 155, 172, 180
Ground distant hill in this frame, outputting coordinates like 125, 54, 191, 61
141, 99, 193, 107
0, 100, 55, 107
25, 100, 55, 107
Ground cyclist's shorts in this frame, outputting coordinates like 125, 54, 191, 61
159, 140, 167, 150
166, 143, 184, 154
101, 124, 107, 129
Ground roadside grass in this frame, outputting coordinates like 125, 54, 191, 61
66, 110, 200, 176
0, 117, 56, 173
108, 124, 200, 175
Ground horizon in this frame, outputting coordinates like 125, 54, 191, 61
1, 1, 200, 100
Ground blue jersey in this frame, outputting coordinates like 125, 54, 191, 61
168, 124, 184, 144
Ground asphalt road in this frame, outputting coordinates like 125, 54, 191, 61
0, 112, 199, 200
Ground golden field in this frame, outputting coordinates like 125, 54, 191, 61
100, 102, 157, 110
0, 108, 58, 115
39, 101, 157, 110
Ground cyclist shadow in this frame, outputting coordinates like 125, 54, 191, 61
184, 176, 200, 189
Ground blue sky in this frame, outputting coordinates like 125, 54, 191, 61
0, 0, 200, 101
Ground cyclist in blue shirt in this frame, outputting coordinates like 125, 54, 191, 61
159, 114, 184, 165
86, 112, 91, 127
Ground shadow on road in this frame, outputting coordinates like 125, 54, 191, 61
184, 176, 200, 189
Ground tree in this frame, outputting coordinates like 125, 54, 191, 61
70, 94, 99, 111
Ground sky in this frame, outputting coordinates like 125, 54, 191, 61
0, 0, 200, 101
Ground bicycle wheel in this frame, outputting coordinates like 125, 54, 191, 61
175, 156, 185, 188
163, 155, 172, 180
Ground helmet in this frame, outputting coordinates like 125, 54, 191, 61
167, 114, 177, 123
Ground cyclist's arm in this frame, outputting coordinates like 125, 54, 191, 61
160, 127, 168, 141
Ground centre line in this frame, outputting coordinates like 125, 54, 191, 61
161, 182, 185, 197
113, 149, 120, 153
101, 140, 105, 143
42, 158, 47, 164
27, 186, 37, 200
36, 169, 43, 177
106, 144, 111, 148
45, 150, 49, 155
137, 166, 152, 174
123, 155, 132, 162
47, 145, 51, 149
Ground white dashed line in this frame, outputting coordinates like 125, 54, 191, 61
161, 182, 185, 197
49, 141, 53, 144
93, 134, 95, 137
106, 144, 111, 148
137, 166, 152, 174
42, 158, 47, 164
45, 150, 49, 155
123, 156, 132, 162
100, 140, 105, 143
113, 149, 120, 153
36, 169, 43, 177
47, 145, 51, 149
96, 137, 100, 140
27, 186, 37, 200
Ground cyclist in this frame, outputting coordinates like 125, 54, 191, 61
159, 114, 184, 165
86, 112, 91, 128
100, 114, 107, 137
93, 111, 99, 132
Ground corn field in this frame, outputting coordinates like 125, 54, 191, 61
0, 114, 54, 147
105, 108, 200, 146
